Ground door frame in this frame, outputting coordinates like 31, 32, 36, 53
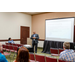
20, 26, 30, 44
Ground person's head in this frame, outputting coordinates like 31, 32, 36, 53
16, 47, 29, 62
63, 42, 70, 50
0, 43, 2, 52
33, 32, 36, 34
8, 38, 11, 41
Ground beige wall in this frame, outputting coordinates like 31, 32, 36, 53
0, 12, 32, 44
32, 12, 75, 39
0, 12, 31, 40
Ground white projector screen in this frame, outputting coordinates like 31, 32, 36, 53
45, 18, 74, 42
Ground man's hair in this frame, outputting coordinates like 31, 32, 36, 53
63, 42, 70, 49
8, 38, 11, 41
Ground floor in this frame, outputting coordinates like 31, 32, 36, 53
5, 48, 59, 62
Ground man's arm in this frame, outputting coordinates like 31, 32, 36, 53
12, 40, 15, 44
35, 34, 39, 40
30, 35, 33, 39
59, 53, 65, 60
3, 55, 8, 62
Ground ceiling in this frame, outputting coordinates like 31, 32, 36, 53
21, 12, 48, 15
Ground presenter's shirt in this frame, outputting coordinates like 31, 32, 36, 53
33, 34, 36, 41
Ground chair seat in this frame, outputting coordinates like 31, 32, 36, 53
3, 52, 10, 55
29, 60, 35, 62
51, 54, 60, 56
6, 49, 10, 51
15, 51, 17, 53
3, 48, 5, 49
29, 59, 39, 62
10, 50, 14, 52
3, 48, 6, 50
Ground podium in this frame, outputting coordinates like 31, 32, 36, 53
27, 38, 32, 46
27, 38, 34, 53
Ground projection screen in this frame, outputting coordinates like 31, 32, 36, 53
45, 18, 74, 42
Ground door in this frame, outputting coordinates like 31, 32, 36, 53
20, 26, 30, 44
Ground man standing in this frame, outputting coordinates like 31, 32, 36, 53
30, 32, 39, 53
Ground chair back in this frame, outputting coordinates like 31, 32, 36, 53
50, 48, 58, 54
46, 57, 57, 62
29, 53, 35, 60
5, 45, 9, 49
13, 46, 18, 51
16, 44, 22, 47
58, 59, 67, 62
1, 51, 3, 53
9, 43, 12, 45
35, 54, 45, 62
6, 43, 9, 45
12, 44, 16, 46
2, 44, 6, 48
59, 49, 64, 54
9, 45, 13, 50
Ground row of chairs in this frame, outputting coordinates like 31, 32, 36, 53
2, 44, 18, 61
50, 48, 64, 56
29, 53, 67, 62
50, 48, 64, 54
6, 43, 23, 47
2, 44, 18, 53
3, 44, 32, 62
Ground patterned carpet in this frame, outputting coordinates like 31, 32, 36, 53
5, 48, 59, 62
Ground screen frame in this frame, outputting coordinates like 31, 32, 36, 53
45, 17, 75, 42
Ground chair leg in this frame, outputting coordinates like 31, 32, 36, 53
9, 55, 11, 62
13, 52, 16, 59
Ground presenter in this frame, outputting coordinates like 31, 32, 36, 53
30, 32, 39, 53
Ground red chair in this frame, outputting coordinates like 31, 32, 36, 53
13, 46, 18, 53
59, 49, 64, 54
2, 44, 6, 51
9, 43, 12, 45
29, 53, 35, 60
46, 57, 57, 62
58, 59, 67, 62
5, 45, 10, 51
16, 44, 22, 47
13, 46, 18, 58
6, 43, 9, 45
9, 45, 14, 52
50, 48, 59, 54
12, 43, 17, 46
29, 60, 36, 62
35, 54, 45, 62
3, 52, 11, 61
1, 51, 3, 54
51, 54, 60, 56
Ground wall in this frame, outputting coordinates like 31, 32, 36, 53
32, 12, 75, 39
0, 12, 31, 43
32, 12, 75, 47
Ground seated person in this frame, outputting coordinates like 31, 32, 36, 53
0, 43, 8, 62
59, 42, 75, 62
14, 46, 30, 62
8, 37, 14, 44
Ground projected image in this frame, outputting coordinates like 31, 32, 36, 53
45, 18, 74, 42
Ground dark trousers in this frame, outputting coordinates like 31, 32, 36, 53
32, 42, 38, 53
